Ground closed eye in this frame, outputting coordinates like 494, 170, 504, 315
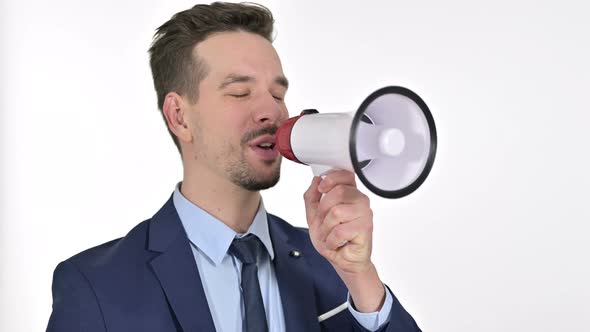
273, 95, 284, 101
230, 93, 250, 98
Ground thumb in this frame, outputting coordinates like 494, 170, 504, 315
303, 176, 322, 227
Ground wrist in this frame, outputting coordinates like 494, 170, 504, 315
338, 262, 386, 313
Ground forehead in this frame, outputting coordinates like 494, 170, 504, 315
194, 31, 284, 83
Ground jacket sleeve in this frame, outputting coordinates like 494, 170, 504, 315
46, 260, 106, 332
352, 285, 422, 332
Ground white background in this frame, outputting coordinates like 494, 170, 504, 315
2, 0, 589, 331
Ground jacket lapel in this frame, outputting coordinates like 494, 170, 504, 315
148, 196, 216, 332
268, 214, 321, 332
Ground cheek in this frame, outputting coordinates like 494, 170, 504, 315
222, 114, 250, 145
204, 101, 255, 143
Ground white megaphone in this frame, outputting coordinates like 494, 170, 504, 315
276, 86, 437, 198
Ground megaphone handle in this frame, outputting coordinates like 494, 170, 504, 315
310, 164, 349, 247
310, 164, 337, 178
310, 164, 340, 201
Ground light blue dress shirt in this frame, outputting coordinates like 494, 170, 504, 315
173, 183, 392, 331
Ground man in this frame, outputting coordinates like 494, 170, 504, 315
47, 2, 421, 331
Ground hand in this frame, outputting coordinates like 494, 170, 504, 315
304, 170, 385, 312
304, 170, 373, 272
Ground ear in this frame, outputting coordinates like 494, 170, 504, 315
162, 92, 192, 144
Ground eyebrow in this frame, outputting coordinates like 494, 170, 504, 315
218, 74, 289, 90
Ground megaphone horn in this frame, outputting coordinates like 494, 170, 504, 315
276, 86, 437, 199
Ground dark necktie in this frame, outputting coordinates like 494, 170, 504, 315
229, 234, 269, 332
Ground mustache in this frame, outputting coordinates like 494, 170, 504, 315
241, 125, 279, 145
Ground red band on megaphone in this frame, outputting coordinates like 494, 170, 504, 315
276, 115, 305, 164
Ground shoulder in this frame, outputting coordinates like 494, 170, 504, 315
66, 219, 153, 270
48, 219, 156, 331
53, 218, 159, 297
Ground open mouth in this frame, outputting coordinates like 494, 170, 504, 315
249, 134, 277, 150
255, 142, 276, 150
249, 136, 279, 160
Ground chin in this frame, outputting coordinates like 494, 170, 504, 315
228, 155, 281, 191
240, 165, 281, 191
239, 173, 280, 191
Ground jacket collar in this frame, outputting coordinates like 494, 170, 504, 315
148, 195, 216, 331
268, 213, 321, 332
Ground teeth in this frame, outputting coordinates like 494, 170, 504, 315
259, 143, 273, 147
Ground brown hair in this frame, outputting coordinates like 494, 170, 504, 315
148, 2, 275, 154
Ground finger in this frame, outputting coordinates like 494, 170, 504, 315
318, 170, 356, 194
324, 221, 364, 251
303, 176, 322, 226
317, 185, 369, 222
318, 203, 366, 242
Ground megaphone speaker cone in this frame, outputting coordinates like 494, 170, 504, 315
351, 86, 437, 198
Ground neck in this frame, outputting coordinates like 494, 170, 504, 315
180, 164, 261, 234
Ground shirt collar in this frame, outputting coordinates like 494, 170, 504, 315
172, 182, 275, 265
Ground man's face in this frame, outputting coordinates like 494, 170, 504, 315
184, 31, 289, 191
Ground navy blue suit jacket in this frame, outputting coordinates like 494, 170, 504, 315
47, 196, 421, 331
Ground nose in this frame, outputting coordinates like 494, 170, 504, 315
252, 92, 287, 126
